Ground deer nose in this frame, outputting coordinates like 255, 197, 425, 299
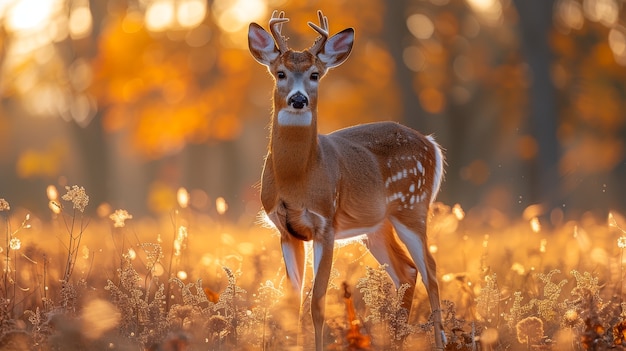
288, 92, 308, 109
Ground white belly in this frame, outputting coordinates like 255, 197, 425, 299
334, 223, 383, 241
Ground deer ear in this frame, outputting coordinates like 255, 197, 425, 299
318, 28, 354, 68
248, 23, 280, 65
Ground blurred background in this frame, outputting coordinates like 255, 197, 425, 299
0, 0, 624, 223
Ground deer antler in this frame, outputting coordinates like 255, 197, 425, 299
269, 10, 289, 53
308, 10, 329, 55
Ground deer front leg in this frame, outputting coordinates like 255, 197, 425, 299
280, 233, 306, 297
311, 228, 335, 351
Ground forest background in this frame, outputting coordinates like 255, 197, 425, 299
0, 0, 624, 223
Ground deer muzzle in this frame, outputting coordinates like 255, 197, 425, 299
288, 92, 308, 109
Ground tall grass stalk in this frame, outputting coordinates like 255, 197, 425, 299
60, 208, 89, 282
1, 204, 12, 313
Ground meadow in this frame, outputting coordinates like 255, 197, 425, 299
0, 185, 625, 350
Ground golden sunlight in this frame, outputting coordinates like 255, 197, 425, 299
583, 0, 618, 26
177, 0, 206, 28
212, 0, 267, 33
555, 0, 584, 31
4, 0, 60, 32
46, 185, 59, 201
465, 0, 502, 24
406, 13, 434, 40
608, 26, 626, 64
145, 0, 175, 32
144, 0, 207, 31
68, 3, 93, 39
216, 196, 228, 215
177, 187, 190, 209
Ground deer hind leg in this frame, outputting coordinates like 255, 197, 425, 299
365, 219, 417, 312
390, 216, 445, 350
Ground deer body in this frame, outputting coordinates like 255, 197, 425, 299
249, 11, 445, 350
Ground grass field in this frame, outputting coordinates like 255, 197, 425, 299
0, 186, 625, 350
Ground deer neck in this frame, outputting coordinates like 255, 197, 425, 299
269, 108, 319, 182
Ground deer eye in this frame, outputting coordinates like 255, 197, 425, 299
276, 71, 286, 79
310, 72, 320, 81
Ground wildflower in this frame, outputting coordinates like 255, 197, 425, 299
452, 203, 465, 220
0, 198, 10, 211
539, 238, 547, 253
127, 248, 137, 260
530, 217, 541, 233
49, 200, 62, 214
618, 236, 626, 249
174, 226, 188, 256
215, 197, 228, 215
177, 187, 189, 208
562, 309, 579, 328
609, 212, 617, 228
61, 185, 89, 212
46, 185, 58, 201
109, 209, 133, 228
511, 262, 526, 275
9, 237, 21, 250
516, 316, 544, 345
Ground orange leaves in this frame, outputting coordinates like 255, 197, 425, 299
418, 87, 446, 115
560, 136, 623, 175
91, 11, 251, 159
614, 319, 626, 346
343, 282, 371, 351
16, 140, 68, 179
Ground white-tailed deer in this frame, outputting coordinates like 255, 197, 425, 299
248, 10, 446, 350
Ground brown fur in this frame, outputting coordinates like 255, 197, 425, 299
249, 12, 446, 350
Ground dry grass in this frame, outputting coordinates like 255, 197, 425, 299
0, 188, 625, 350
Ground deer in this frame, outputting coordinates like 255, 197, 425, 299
248, 10, 446, 350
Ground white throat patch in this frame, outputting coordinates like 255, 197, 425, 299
277, 110, 313, 126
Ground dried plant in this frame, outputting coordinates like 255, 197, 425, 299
213, 266, 248, 346
24, 307, 50, 349
504, 291, 534, 330
58, 185, 90, 282
250, 279, 284, 350
105, 257, 168, 346
439, 300, 475, 349
1, 201, 31, 318
3, 184, 626, 350
532, 269, 567, 322
516, 316, 544, 347
476, 273, 501, 324
356, 264, 413, 349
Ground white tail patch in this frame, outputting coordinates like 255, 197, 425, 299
426, 135, 444, 204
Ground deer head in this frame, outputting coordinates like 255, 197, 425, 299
248, 11, 354, 126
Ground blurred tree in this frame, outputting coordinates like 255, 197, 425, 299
550, 0, 626, 217
512, 0, 561, 215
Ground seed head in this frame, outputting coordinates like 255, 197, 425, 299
62, 185, 89, 212
0, 199, 10, 212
